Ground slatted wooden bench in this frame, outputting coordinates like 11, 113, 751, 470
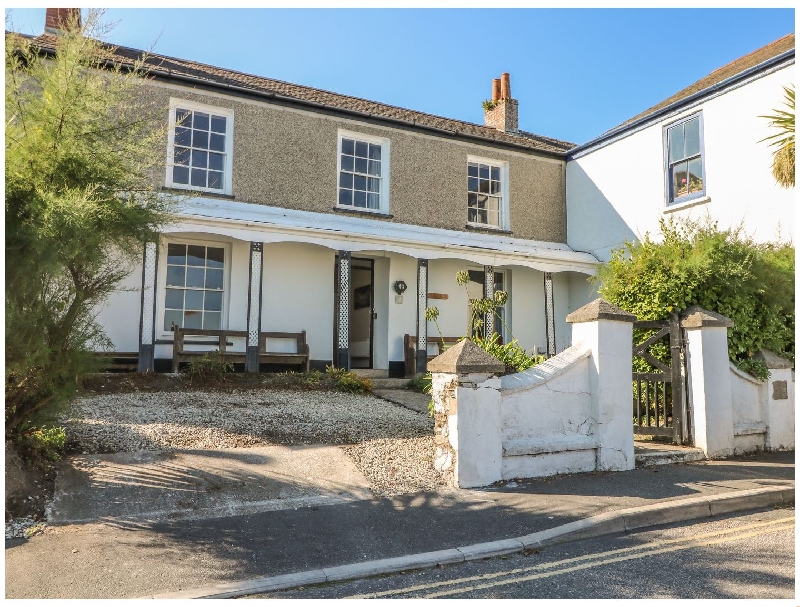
403, 334, 465, 377
172, 327, 310, 373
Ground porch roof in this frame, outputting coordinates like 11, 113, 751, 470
168, 197, 601, 275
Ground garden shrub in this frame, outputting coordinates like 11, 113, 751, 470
596, 216, 794, 380
185, 351, 234, 384
325, 366, 373, 393
19, 426, 67, 462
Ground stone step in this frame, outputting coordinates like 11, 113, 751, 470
370, 378, 413, 389
634, 443, 706, 467
350, 369, 389, 379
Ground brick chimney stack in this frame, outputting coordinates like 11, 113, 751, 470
44, 8, 82, 34
484, 72, 519, 134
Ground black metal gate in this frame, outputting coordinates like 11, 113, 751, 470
632, 313, 689, 444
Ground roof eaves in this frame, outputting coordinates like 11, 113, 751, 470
567, 47, 795, 159
11, 31, 572, 157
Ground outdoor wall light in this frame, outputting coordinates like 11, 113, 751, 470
393, 280, 408, 295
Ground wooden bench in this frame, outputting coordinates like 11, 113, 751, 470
403, 334, 465, 377
172, 327, 310, 373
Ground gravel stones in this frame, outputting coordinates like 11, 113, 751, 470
66, 390, 433, 452
64, 389, 443, 497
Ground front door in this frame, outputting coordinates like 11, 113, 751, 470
333, 256, 374, 369
349, 258, 374, 369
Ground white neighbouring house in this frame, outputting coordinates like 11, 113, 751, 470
567, 34, 795, 262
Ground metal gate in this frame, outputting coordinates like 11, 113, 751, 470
632, 313, 689, 444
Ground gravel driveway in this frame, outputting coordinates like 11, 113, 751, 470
65, 389, 446, 496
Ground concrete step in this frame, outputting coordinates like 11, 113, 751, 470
350, 369, 389, 379
634, 442, 706, 467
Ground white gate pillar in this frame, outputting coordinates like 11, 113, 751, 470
681, 307, 735, 458
567, 299, 637, 471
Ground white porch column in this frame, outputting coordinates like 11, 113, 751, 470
416, 259, 428, 374
681, 307, 735, 458
137, 240, 158, 373
567, 298, 636, 471
483, 265, 495, 336
544, 272, 556, 357
336, 251, 351, 370
245, 242, 263, 373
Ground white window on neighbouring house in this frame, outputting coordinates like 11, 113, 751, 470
163, 243, 226, 332
337, 130, 390, 213
467, 158, 508, 229
166, 99, 234, 195
665, 114, 705, 204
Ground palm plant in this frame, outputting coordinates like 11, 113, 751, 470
760, 85, 795, 188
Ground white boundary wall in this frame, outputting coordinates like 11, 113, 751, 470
432, 299, 636, 488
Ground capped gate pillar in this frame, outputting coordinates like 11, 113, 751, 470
567, 299, 637, 471
681, 307, 734, 458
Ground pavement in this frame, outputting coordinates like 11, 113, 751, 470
4, 446, 794, 600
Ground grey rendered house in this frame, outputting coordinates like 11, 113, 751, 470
22, 10, 600, 375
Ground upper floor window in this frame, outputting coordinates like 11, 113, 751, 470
665, 114, 705, 204
166, 99, 234, 195
467, 158, 508, 229
337, 130, 390, 213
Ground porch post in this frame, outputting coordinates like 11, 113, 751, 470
245, 242, 263, 373
544, 271, 556, 357
137, 240, 158, 373
337, 251, 351, 370
416, 259, 429, 374
483, 265, 495, 336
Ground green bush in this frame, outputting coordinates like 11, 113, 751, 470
274, 369, 324, 388
20, 426, 66, 462
471, 333, 546, 373
596, 217, 794, 380
325, 366, 373, 393
185, 351, 234, 384
407, 373, 431, 394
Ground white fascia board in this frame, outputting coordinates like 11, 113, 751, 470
166, 196, 600, 275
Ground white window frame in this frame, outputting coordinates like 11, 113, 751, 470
336, 129, 391, 214
156, 236, 233, 341
467, 155, 510, 231
663, 111, 706, 206
165, 98, 235, 196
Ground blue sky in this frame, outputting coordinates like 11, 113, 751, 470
5, 7, 795, 144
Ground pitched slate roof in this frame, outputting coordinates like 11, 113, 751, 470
15, 32, 575, 156
617, 33, 794, 129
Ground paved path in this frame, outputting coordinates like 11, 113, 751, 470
373, 389, 430, 414
5, 451, 793, 599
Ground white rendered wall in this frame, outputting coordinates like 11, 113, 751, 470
92, 260, 143, 352
387, 253, 418, 363
567, 64, 794, 262
729, 365, 767, 453
261, 242, 335, 362
505, 266, 547, 356
426, 258, 471, 343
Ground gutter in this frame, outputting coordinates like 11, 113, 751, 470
567, 48, 795, 159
